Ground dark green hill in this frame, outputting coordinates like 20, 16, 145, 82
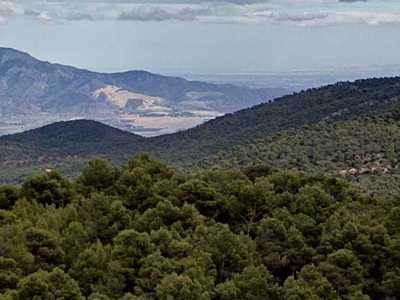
0, 120, 144, 183
194, 109, 400, 196
0, 119, 143, 156
139, 77, 400, 163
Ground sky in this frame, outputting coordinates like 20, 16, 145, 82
1, 0, 400, 74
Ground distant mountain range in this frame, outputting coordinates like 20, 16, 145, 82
0, 47, 287, 136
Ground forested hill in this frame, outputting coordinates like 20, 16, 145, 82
2, 76, 400, 184
0, 120, 145, 183
0, 119, 143, 156
1, 154, 400, 300
0, 120, 144, 164
194, 109, 400, 196
139, 77, 400, 163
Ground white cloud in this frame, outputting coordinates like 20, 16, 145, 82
66, 13, 98, 21
0, 15, 5, 24
36, 11, 59, 24
0, 0, 399, 27
0, 1, 23, 15
243, 10, 400, 26
118, 6, 211, 21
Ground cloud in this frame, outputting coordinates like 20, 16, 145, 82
41, 0, 361, 3
235, 10, 400, 26
66, 13, 98, 21
339, 0, 366, 2
24, 9, 41, 17
0, 0, 398, 27
0, 15, 5, 24
0, 2, 23, 15
268, 11, 330, 23
118, 6, 211, 21
36, 11, 59, 24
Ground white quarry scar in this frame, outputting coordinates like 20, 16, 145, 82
92, 85, 171, 112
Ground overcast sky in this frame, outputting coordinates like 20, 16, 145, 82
1, 0, 400, 74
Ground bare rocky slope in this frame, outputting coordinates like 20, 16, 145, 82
0, 47, 286, 118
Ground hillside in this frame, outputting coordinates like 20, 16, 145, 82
0, 154, 399, 300
193, 109, 400, 196
0, 48, 286, 136
0, 120, 145, 183
0, 119, 143, 156
137, 77, 400, 163
2, 76, 400, 188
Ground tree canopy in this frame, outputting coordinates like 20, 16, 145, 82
0, 155, 399, 299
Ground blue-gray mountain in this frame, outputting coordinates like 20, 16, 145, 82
0, 47, 287, 124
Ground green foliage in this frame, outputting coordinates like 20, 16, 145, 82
0, 257, 20, 293
0, 186, 19, 210
21, 171, 75, 207
283, 265, 338, 300
78, 158, 119, 193
15, 268, 83, 300
0, 154, 399, 299
155, 273, 210, 300
195, 109, 400, 197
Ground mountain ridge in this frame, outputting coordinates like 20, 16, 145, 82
0, 119, 142, 159
0, 47, 288, 136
